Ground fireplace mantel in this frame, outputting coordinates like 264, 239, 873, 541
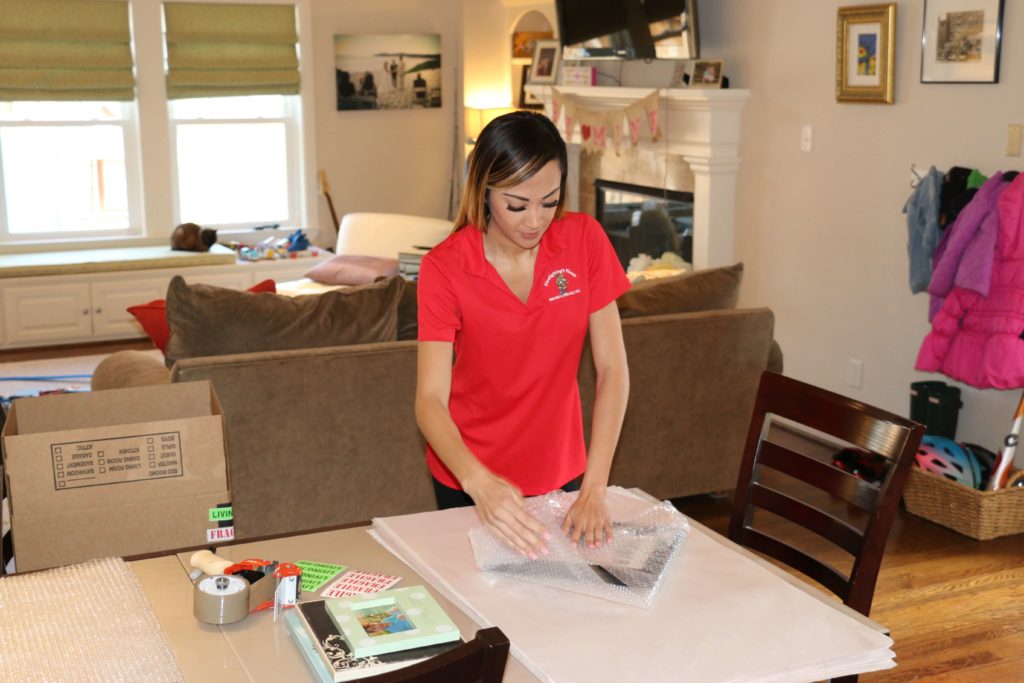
526, 85, 750, 269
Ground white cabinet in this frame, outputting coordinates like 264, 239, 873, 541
0, 254, 328, 349
3, 282, 93, 346
90, 276, 171, 339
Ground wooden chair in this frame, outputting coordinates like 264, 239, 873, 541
354, 627, 510, 683
728, 371, 924, 618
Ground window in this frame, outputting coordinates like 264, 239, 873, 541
169, 96, 299, 228
0, 0, 313, 247
0, 102, 140, 240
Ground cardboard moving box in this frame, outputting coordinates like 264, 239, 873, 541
1, 381, 231, 572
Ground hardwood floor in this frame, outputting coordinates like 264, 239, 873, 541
0, 338, 152, 364
673, 487, 1024, 682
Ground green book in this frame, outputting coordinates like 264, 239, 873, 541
325, 585, 461, 658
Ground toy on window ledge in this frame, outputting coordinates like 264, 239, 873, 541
171, 222, 217, 252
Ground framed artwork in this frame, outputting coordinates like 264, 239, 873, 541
518, 65, 544, 109
528, 39, 561, 85
512, 31, 553, 60
688, 59, 724, 88
334, 33, 441, 111
920, 0, 1004, 83
835, 4, 896, 104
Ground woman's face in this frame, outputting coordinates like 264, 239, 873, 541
485, 159, 562, 252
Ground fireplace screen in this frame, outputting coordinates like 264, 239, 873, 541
594, 179, 694, 269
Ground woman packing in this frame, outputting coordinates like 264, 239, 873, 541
415, 111, 630, 559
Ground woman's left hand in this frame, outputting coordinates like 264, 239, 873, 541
562, 488, 613, 548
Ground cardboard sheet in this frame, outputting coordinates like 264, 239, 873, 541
371, 487, 894, 683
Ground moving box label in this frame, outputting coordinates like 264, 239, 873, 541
50, 431, 184, 490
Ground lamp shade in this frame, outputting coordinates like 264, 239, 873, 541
465, 106, 517, 144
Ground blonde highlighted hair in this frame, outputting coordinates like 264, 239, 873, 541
454, 111, 568, 232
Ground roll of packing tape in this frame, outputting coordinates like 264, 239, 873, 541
194, 574, 250, 624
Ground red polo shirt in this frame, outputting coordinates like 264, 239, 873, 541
417, 212, 630, 495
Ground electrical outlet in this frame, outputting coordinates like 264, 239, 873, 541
847, 359, 863, 389
1008, 124, 1022, 157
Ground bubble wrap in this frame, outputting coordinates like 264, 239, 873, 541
0, 557, 184, 682
469, 492, 689, 608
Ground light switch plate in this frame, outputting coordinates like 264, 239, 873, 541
1008, 124, 1022, 157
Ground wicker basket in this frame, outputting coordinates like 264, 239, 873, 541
902, 467, 1024, 540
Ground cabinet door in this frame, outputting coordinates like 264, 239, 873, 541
91, 277, 171, 339
2, 283, 92, 346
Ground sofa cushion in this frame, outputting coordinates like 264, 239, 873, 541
616, 263, 744, 318
396, 278, 418, 341
128, 279, 276, 354
165, 274, 404, 365
305, 254, 399, 286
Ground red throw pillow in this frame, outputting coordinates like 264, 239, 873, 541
128, 278, 276, 353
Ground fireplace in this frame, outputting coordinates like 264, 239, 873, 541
594, 179, 694, 268
529, 86, 749, 269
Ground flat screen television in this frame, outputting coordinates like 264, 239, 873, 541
556, 0, 699, 60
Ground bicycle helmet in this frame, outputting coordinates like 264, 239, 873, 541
962, 443, 998, 488
914, 435, 979, 488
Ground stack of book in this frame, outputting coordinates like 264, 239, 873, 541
397, 251, 425, 280
285, 585, 462, 682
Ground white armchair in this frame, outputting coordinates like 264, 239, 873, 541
335, 212, 452, 258
276, 212, 452, 296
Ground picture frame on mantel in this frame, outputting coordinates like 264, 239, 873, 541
528, 39, 561, 85
835, 3, 896, 104
920, 0, 1004, 83
689, 59, 724, 88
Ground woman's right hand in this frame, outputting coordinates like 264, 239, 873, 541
463, 470, 550, 559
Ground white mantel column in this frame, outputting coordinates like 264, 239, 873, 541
683, 156, 742, 269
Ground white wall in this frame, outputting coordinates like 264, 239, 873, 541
310, 0, 461, 242
699, 0, 1023, 457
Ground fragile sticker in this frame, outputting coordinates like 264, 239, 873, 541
206, 526, 235, 543
51, 432, 183, 491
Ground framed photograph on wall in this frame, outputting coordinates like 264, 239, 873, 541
688, 59, 724, 88
835, 3, 896, 104
334, 33, 441, 111
512, 31, 553, 60
528, 39, 561, 85
920, 0, 1004, 83
518, 65, 544, 109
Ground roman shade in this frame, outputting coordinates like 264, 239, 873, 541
163, 2, 300, 99
0, 0, 135, 101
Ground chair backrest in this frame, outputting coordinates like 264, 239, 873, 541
362, 627, 510, 683
728, 371, 924, 616
336, 212, 452, 259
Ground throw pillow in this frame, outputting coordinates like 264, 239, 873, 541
305, 254, 399, 286
616, 262, 744, 318
128, 278, 276, 354
164, 274, 404, 365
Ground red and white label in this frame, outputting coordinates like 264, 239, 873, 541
206, 526, 235, 543
320, 570, 401, 598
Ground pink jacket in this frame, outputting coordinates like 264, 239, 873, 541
916, 173, 1024, 388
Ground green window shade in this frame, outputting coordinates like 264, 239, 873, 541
0, 0, 135, 101
164, 2, 300, 99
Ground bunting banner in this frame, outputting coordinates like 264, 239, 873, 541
549, 88, 661, 154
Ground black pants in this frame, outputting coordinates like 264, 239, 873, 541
432, 475, 583, 510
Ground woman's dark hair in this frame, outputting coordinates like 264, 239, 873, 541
453, 111, 567, 231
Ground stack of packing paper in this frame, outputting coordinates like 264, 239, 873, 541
371, 487, 896, 683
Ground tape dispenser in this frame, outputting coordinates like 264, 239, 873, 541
190, 550, 302, 625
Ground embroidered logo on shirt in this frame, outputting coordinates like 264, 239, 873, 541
544, 268, 582, 301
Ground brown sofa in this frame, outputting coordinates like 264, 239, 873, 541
94, 265, 780, 540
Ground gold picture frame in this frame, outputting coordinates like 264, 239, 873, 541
835, 4, 896, 104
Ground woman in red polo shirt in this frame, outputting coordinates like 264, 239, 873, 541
415, 111, 630, 559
